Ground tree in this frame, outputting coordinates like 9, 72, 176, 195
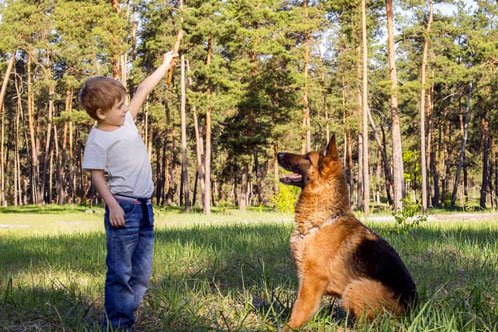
386, 0, 405, 211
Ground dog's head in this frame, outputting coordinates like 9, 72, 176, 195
277, 136, 343, 189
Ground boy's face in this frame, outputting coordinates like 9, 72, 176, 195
96, 96, 128, 130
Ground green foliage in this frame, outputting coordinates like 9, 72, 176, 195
392, 198, 428, 233
271, 184, 300, 213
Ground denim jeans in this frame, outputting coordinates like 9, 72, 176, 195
102, 198, 154, 329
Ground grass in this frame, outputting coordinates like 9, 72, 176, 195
1, 206, 498, 331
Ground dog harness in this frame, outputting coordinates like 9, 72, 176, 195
294, 210, 348, 241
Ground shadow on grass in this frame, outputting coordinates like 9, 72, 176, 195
1, 283, 101, 331
2, 223, 498, 330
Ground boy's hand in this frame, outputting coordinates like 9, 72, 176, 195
108, 204, 126, 228
163, 51, 179, 66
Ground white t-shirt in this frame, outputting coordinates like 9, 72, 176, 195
83, 112, 154, 198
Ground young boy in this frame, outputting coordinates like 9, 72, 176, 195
80, 51, 177, 330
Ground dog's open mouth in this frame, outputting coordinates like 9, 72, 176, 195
280, 172, 302, 185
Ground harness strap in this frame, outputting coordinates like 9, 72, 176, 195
297, 210, 347, 240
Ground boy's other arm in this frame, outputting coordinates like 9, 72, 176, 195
128, 51, 178, 120
90, 169, 126, 228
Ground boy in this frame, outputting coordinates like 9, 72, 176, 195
80, 51, 177, 330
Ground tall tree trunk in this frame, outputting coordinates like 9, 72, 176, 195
419, 0, 433, 213
361, 0, 370, 215
357, 134, 363, 209
386, 0, 404, 211
166, 128, 177, 205
480, 109, 490, 209
203, 35, 213, 214
0, 52, 15, 206
426, 82, 434, 208
302, 0, 311, 153
109, 0, 121, 80
430, 86, 440, 207
180, 54, 191, 211
193, 107, 205, 208
41, 54, 54, 203
451, 83, 472, 207
27, 50, 40, 204
14, 67, 23, 205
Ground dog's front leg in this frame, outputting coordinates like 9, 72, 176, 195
283, 275, 328, 331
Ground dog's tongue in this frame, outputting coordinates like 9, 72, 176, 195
280, 173, 302, 184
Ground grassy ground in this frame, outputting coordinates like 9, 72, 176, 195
1, 206, 497, 331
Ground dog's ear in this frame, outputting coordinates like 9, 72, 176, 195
324, 135, 339, 160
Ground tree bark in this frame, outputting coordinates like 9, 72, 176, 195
302, 0, 311, 153
419, 0, 433, 213
180, 54, 191, 211
27, 50, 41, 204
386, 0, 404, 211
361, 0, 370, 214
0, 52, 15, 206
203, 35, 213, 214
480, 109, 490, 209
109, 0, 121, 80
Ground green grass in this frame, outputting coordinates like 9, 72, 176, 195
1, 207, 497, 331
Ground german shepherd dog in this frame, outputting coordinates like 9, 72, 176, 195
277, 137, 417, 330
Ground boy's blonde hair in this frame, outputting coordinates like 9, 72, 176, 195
79, 76, 126, 120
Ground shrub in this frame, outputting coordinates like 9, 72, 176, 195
271, 184, 300, 213
392, 199, 427, 233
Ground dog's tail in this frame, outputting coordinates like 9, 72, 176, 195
342, 278, 405, 319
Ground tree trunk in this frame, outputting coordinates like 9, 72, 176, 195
361, 0, 370, 215
14, 67, 23, 205
386, 0, 404, 211
166, 128, 177, 205
419, 0, 432, 213
426, 83, 434, 208
27, 50, 41, 204
480, 109, 490, 209
203, 35, 213, 214
0, 52, 15, 205
302, 0, 311, 153
109, 0, 121, 80
451, 83, 472, 207
41, 54, 55, 203
357, 134, 363, 209
180, 54, 191, 211
430, 92, 440, 207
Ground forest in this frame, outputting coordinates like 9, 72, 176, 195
0, 0, 497, 214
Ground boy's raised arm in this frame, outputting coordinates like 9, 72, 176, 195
128, 51, 178, 120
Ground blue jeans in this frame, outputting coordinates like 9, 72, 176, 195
102, 198, 154, 329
